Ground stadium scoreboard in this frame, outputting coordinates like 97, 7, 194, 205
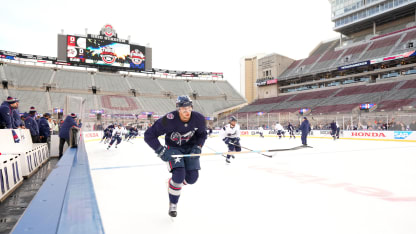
58, 24, 152, 71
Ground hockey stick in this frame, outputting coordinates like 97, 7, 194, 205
204, 145, 227, 157
204, 145, 234, 159
228, 142, 274, 158
172, 145, 311, 158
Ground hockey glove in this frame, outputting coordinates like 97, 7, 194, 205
155, 145, 171, 162
233, 137, 240, 144
187, 145, 200, 159
190, 145, 202, 155
223, 137, 231, 144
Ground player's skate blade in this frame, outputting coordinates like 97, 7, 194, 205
169, 203, 177, 217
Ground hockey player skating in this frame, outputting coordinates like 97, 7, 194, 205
207, 126, 213, 137
287, 122, 295, 139
100, 124, 114, 143
126, 127, 139, 141
330, 120, 337, 140
144, 95, 207, 218
107, 124, 123, 149
221, 116, 241, 164
275, 122, 285, 139
258, 126, 264, 138
336, 122, 340, 139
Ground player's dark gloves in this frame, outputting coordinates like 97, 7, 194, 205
223, 137, 231, 144
190, 145, 202, 155
233, 137, 240, 144
155, 145, 171, 162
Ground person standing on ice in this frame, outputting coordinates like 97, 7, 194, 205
299, 117, 311, 146
221, 116, 241, 164
144, 95, 207, 218
107, 124, 123, 149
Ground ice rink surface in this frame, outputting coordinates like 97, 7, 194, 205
85, 136, 416, 234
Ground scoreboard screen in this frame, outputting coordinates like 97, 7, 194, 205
67, 35, 87, 63
66, 35, 146, 70
85, 37, 130, 67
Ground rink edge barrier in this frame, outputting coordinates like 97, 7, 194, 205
11, 135, 104, 234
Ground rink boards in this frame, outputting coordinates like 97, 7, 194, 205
83, 129, 416, 142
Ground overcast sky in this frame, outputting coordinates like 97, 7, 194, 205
0, 0, 339, 91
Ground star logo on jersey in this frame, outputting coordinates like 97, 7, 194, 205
174, 157, 181, 164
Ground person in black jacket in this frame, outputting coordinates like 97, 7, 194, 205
39, 113, 51, 153
0, 96, 18, 129
58, 113, 80, 157
299, 117, 311, 146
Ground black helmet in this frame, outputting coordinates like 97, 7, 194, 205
176, 95, 193, 108
229, 116, 237, 122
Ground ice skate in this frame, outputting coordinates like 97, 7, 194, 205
169, 203, 177, 217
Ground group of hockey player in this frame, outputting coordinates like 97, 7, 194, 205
255, 122, 296, 139
100, 124, 140, 149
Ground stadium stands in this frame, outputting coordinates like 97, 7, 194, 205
377, 98, 416, 111
0, 60, 246, 120
290, 89, 338, 101
400, 79, 416, 89
4, 64, 53, 87
215, 81, 244, 100
279, 26, 416, 83
360, 35, 401, 60
156, 79, 193, 96
8, 90, 49, 113
188, 80, 222, 96
334, 82, 398, 96
137, 96, 175, 114
54, 70, 91, 90
239, 78, 416, 115
277, 59, 304, 80
94, 73, 130, 92
97, 94, 139, 114
127, 76, 163, 94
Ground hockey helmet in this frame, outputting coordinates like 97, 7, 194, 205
176, 95, 193, 108
229, 116, 237, 122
